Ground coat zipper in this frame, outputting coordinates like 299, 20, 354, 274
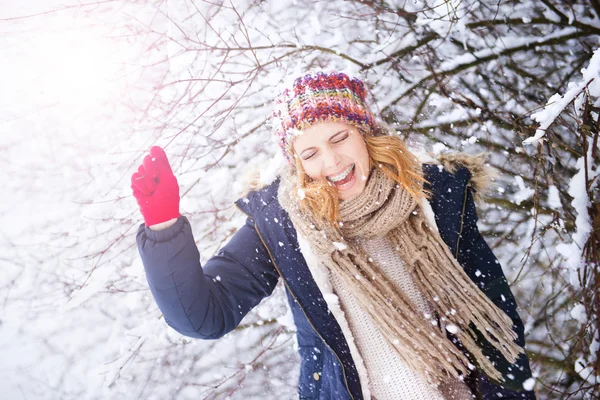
236, 206, 356, 400
455, 182, 471, 259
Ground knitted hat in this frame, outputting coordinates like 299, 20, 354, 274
272, 72, 377, 163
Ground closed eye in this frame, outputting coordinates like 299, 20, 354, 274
302, 151, 317, 160
331, 131, 348, 143
300, 130, 349, 160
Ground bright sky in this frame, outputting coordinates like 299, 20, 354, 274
0, 1, 160, 236
1, 1, 133, 129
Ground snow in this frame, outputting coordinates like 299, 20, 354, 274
570, 303, 587, 324
1, 0, 597, 398
524, 47, 600, 145
415, 0, 468, 40
260, 150, 284, 185
523, 377, 536, 391
431, 142, 448, 154
276, 307, 297, 332
512, 176, 535, 205
438, 27, 578, 74
575, 355, 600, 385
297, 188, 306, 200
445, 324, 459, 334
556, 149, 599, 285
332, 241, 348, 251
547, 185, 562, 209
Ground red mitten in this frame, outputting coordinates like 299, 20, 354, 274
131, 146, 180, 226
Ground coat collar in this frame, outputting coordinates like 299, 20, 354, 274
237, 151, 492, 211
235, 152, 486, 215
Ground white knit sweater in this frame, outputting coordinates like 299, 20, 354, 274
329, 236, 473, 400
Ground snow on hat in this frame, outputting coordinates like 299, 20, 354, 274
272, 71, 377, 164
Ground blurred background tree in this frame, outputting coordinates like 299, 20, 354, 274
1, 0, 598, 398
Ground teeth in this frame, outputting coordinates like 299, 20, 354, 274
327, 164, 354, 182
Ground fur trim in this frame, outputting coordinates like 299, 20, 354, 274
432, 153, 498, 202
237, 165, 263, 196
238, 154, 287, 196
241, 151, 498, 201
420, 197, 441, 234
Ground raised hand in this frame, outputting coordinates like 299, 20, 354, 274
131, 146, 180, 226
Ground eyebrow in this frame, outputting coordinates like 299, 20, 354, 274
298, 129, 348, 157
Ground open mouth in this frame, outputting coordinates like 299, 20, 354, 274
326, 164, 355, 187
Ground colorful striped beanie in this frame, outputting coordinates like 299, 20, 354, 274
272, 72, 377, 163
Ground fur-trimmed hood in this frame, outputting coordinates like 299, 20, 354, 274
431, 152, 498, 202
240, 151, 498, 202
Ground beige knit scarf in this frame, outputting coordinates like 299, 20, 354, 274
278, 167, 523, 384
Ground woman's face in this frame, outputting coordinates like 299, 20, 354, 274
293, 121, 370, 201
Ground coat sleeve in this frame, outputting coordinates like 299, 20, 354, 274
136, 216, 279, 339
457, 185, 536, 399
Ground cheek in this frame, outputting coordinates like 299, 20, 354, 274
351, 142, 370, 171
301, 162, 322, 181
361, 149, 370, 170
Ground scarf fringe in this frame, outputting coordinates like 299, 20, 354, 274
391, 215, 522, 381
278, 167, 524, 385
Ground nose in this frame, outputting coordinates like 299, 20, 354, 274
321, 147, 341, 170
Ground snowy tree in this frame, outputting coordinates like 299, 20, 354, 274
1, 0, 599, 398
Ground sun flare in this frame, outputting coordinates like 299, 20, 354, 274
33, 30, 126, 111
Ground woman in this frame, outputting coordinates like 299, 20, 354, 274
132, 72, 536, 399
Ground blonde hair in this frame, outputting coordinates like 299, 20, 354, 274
295, 125, 430, 223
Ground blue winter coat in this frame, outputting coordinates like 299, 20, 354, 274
136, 163, 536, 400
